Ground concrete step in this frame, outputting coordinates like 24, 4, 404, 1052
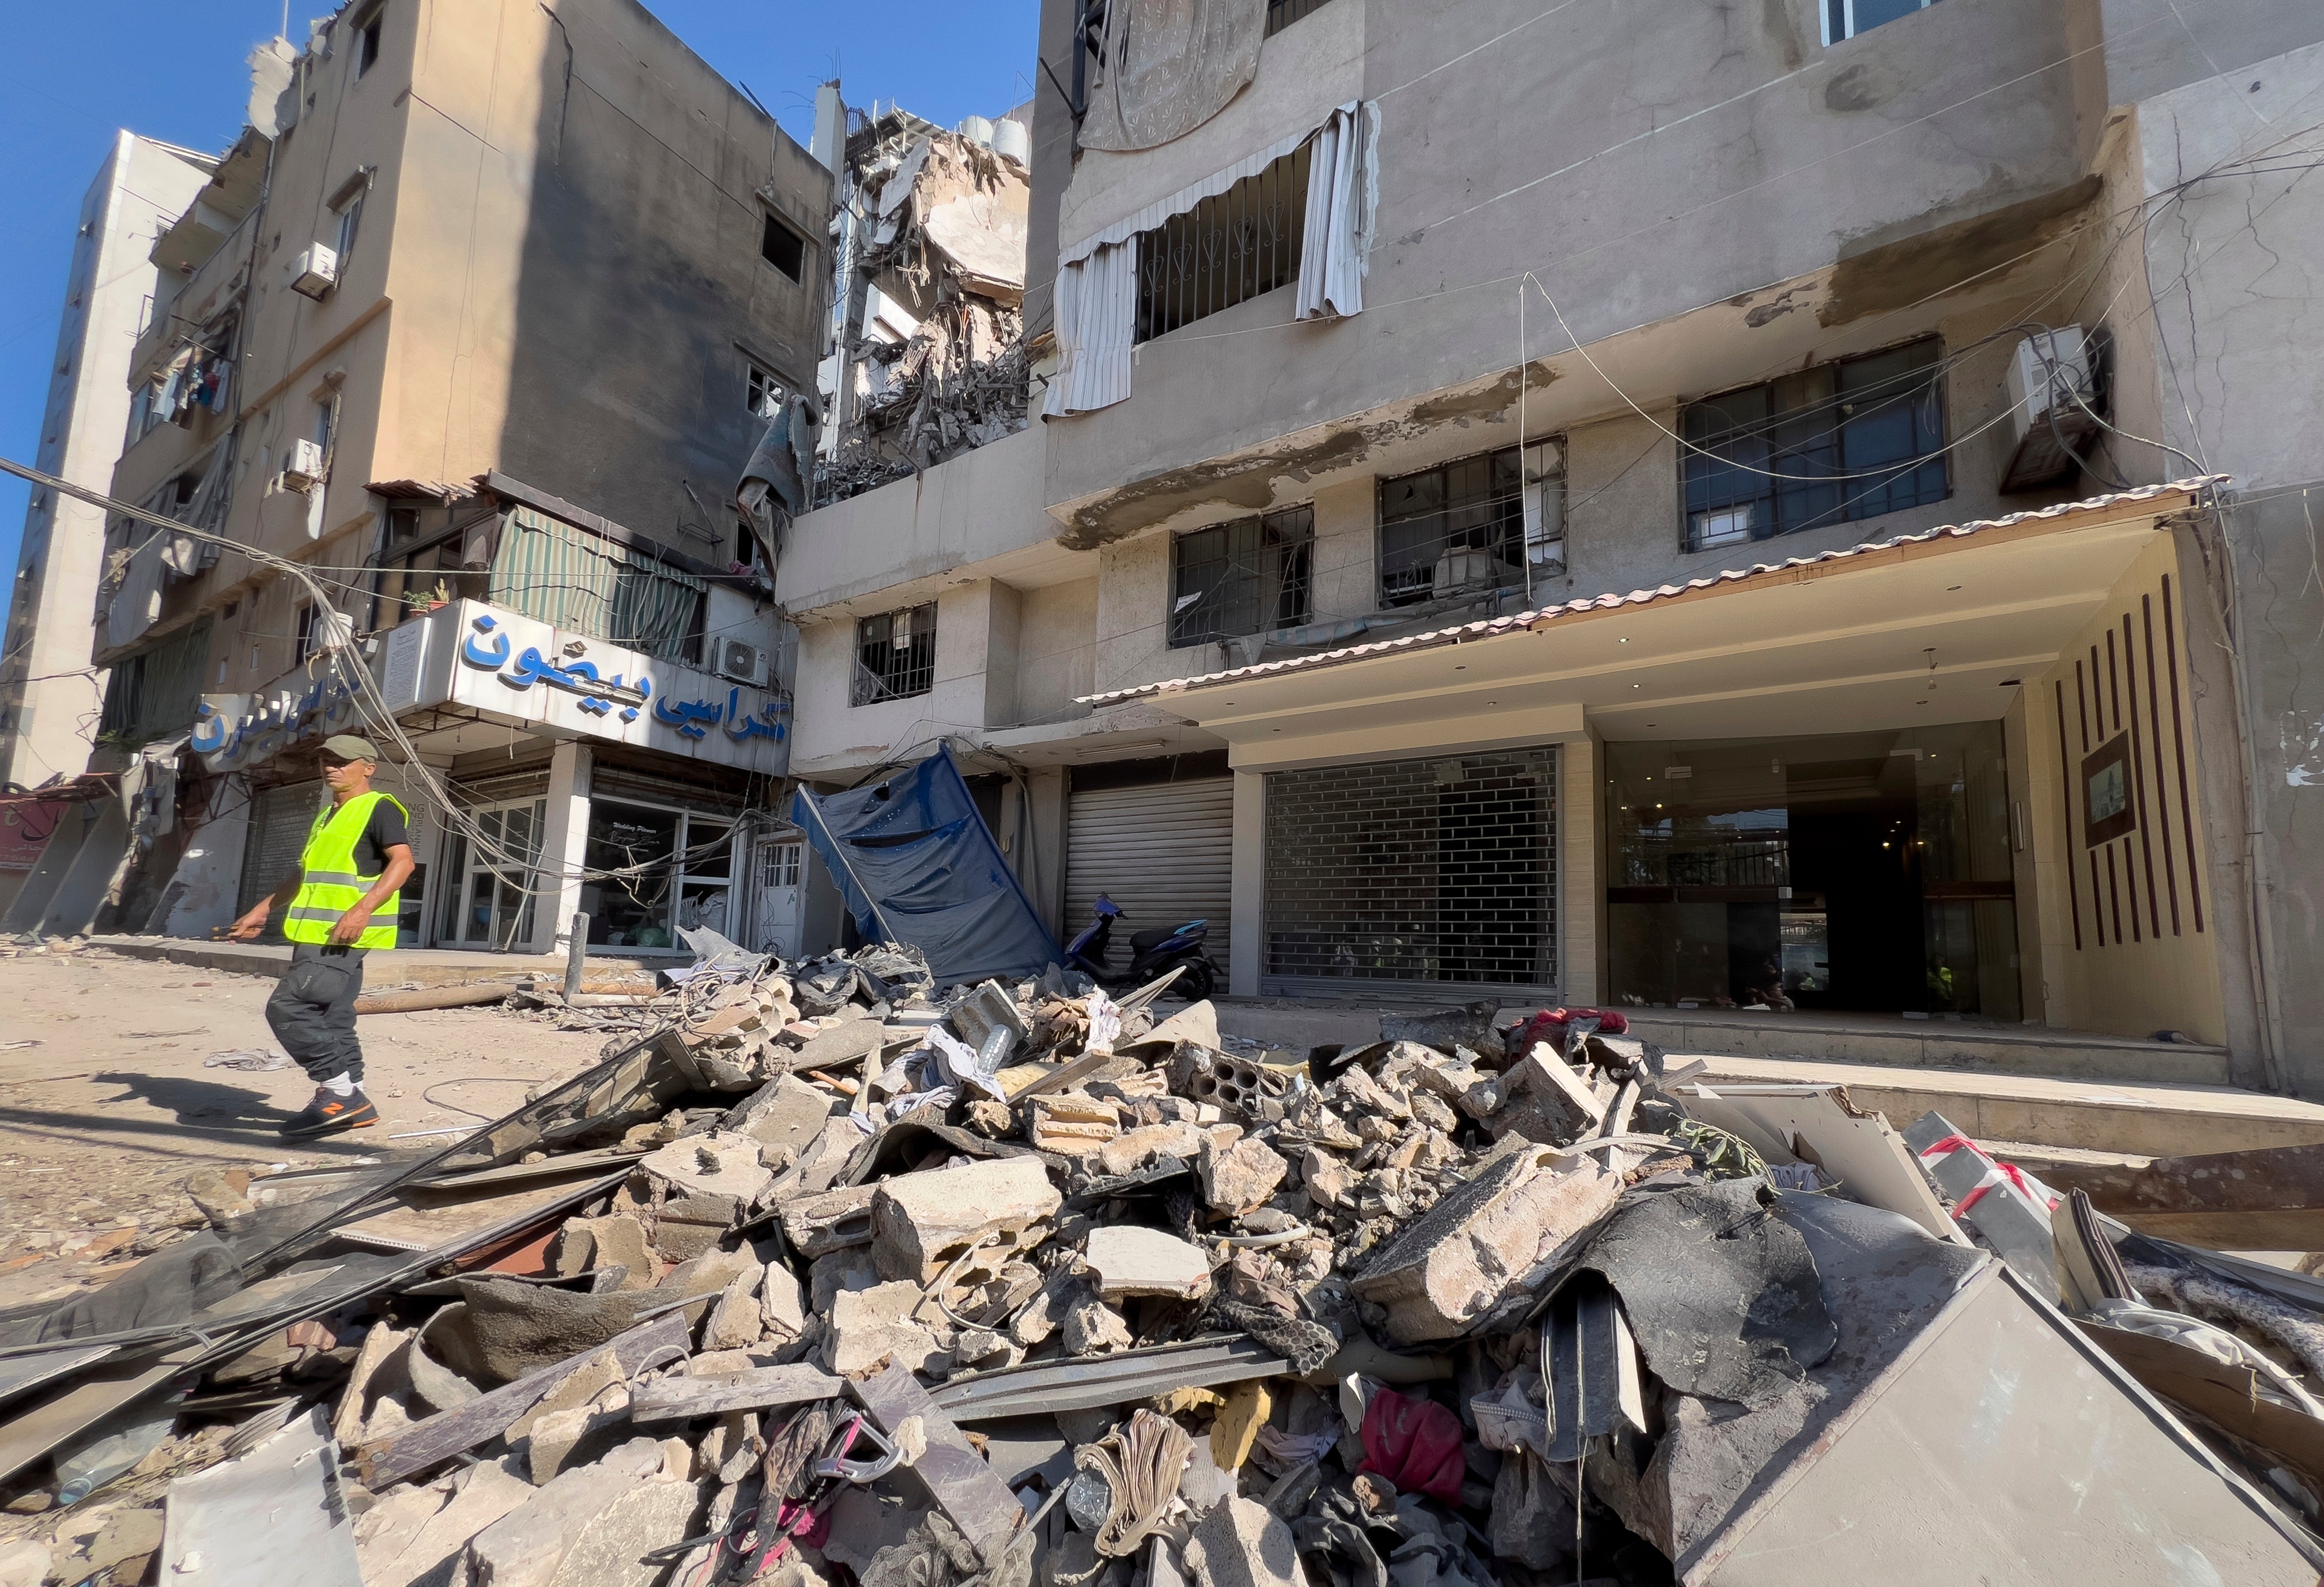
1683, 1051, 2324, 1158
84, 935, 666, 989
1627, 1009, 2229, 1087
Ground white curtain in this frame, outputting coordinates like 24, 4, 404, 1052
1296, 102, 1371, 321
1042, 240, 1138, 418
1043, 100, 1375, 420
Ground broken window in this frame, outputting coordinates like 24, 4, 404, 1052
746, 361, 783, 421
333, 192, 364, 263
1169, 505, 1314, 647
854, 603, 936, 705
1377, 448, 1526, 608
1681, 337, 1948, 551
354, 7, 383, 75
1134, 141, 1309, 343
761, 211, 806, 281
1825, 0, 1939, 43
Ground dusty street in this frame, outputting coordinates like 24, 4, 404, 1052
0, 947, 613, 1310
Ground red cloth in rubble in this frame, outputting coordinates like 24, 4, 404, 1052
1357, 1388, 1466, 1504
1505, 1006, 1630, 1056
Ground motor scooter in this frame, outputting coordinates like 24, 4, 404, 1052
1063, 893, 1218, 999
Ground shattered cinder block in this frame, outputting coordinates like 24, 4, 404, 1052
703, 1264, 766, 1351
1098, 1121, 1206, 1177
1352, 1147, 1621, 1343
1167, 1044, 1266, 1118
1478, 1045, 1605, 1146
1183, 1497, 1300, 1587
1028, 1093, 1124, 1155
871, 1155, 1060, 1282
651, 1195, 741, 1264
1199, 1135, 1288, 1215
1085, 1226, 1212, 1301
1062, 1295, 1135, 1354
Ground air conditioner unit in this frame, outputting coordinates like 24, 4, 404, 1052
288, 243, 339, 300
1999, 327, 2098, 493
716, 639, 768, 687
281, 437, 327, 491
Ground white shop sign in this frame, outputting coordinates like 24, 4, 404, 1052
195, 601, 789, 774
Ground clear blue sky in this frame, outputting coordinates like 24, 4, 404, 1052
0, 0, 1039, 638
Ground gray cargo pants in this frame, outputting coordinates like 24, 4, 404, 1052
263, 943, 368, 1084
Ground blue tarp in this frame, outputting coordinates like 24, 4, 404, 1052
792, 745, 1061, 987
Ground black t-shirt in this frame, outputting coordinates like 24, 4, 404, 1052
346, 797, 410, 878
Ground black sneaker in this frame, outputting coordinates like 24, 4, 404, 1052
278, 1086, 380, 1137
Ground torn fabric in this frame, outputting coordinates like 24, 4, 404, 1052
1080, 0, 1266, 154
1296, 102, 1372, 321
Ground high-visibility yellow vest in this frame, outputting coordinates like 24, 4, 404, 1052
283, 792, 407, 949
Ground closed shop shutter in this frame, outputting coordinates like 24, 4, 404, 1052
236, 780, 325, 934
1067, 777, 1233, 989
1262, 745, 1559, 1000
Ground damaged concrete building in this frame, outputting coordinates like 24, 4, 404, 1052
812, 95, 1035, 501
7, 0, 830, 958
774, 0, 2324, 1096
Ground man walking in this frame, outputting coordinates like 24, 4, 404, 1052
229, 735, 415, 1137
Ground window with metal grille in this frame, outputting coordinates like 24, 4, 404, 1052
760, 840, 802, 889
854, 603, 936, 705
1170, 505, 1314, 647
1681, 336, 1948, 551
746, 361, 783, 420
1263, 746, 1559, 995
1377, 447, 1525, 608
1266, 0, 1336, 35
1135, 142, 1309, 344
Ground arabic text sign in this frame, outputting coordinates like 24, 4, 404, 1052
441, 603, 788, 771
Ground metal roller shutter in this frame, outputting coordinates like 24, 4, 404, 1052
1067, 777, 1233, 991
236, 780, 325, 934
1262, 745, 1559, 1000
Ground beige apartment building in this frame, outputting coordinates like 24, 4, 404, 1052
777, 0, 2324, 1097
5, 0, 830, 957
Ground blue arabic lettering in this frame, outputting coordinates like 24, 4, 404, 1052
461, 614, 511, 670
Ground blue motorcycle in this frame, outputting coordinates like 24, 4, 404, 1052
1063, 894, 1218, 1000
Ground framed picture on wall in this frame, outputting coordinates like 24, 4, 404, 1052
2082, 732, 2136, 845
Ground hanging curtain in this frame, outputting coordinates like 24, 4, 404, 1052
1043, 100, 1375, 420
1042, 240, 1138, 418
1296, 102, 1371, 322
488, 506, 707, 663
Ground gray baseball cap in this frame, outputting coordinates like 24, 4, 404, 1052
321, 734, 382, 764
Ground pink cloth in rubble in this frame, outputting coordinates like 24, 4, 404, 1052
1357, 1388, 1465, 1503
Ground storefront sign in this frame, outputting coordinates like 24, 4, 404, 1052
418, 601, 789, 773
193, 664, 363, 772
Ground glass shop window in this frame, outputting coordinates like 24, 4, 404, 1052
581, 798, 735, 951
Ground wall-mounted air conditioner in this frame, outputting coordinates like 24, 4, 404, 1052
288, 243, 339, 300
716, 639, 769, 687
281, 437, 327, 491
1999, 327, 2098, 493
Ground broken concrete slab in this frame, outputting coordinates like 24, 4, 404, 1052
1085, 1226, 1213, 1301
462, 1437, 701, 1587
524, 1395, 632, 1484
637, 1131, 775, 1205
735, 1074, 843, 1159
702, 1265, 765, 1351
825, 1280, 945, 1375
1484, 1045, 1606, 1144
1183, 1495, 1299, 1587
870, 1155, 1060, 1282
1353, 1148, 1623, 1343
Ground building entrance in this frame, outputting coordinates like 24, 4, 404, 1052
1605, 724, 2020, 1018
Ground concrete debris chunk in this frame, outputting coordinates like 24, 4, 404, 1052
1085, 1226, 1213, 1301
1183, 1496, 1300, 1587
871, 1155, 1061, 1282
637, 1129, 775, 1204
1029, 1093, 1125, 1154
1200, 1135, 1289, 1214
826, 1280, 946, 1374
461, 1437, 700, 1587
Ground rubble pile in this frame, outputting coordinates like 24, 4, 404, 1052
7, 944, 2324, 1584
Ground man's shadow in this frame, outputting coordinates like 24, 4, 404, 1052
91, 1070, 290, 1132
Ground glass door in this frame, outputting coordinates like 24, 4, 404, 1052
435, 799, 545, 950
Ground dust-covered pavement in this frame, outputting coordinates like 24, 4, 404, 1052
0, 945, 614, 1310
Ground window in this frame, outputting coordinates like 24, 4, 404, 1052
1377, 448, 1525, 608
295, 602, 319, 662
1680, 337, 1948, 551
853, 603, 936, 705
761, 212, 806, 280
333, 192, 364, 262
581, 799, 735, 950
437, 799, 545, 949
354, 8, 383, 75
760, 840, 802, 890
746, 361, 783, 421
1135, 141, 1309, 343
1825, 0, 1937, 41
1170, 506, 1313, 646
